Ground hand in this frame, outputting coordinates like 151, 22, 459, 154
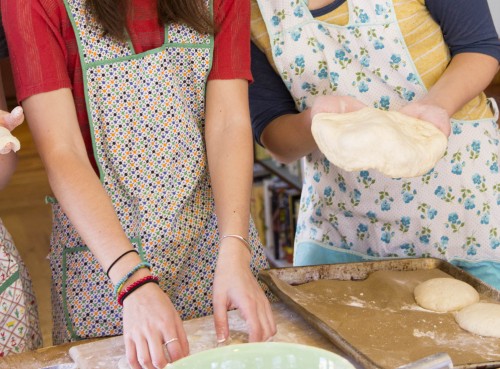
311, 95, 367, 118
0, 107, 24, 155
399, 101, 451, 137
0, 106, 24, 131
122, 282, 189, 369
212, 240, 277, 343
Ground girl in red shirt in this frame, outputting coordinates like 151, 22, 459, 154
3, 1, 276, 368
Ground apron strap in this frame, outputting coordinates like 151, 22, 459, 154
488, 97, 499, 121
0, 269, 20, 295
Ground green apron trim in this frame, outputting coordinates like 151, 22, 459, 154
0, 269, 20, 295
62, 247, 86, 340
57, 0, 219, 341
61, 237, 144, 340
45, 195, 57, 204
63, 0, 214, 184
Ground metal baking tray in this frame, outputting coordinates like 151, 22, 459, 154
259, 258, 500, 369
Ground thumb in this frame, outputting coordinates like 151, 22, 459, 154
213, 300, 230, 344
2, 107, 24, 131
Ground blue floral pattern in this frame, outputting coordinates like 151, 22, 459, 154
257, 0, 500, 268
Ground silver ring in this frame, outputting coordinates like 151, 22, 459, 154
164, 337, 179, 346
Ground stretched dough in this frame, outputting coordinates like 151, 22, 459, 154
311, 107, 448, 178
413, 278, 479, 312
455, 302, 500, 338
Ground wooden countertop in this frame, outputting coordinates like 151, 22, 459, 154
0, 302, 358, 369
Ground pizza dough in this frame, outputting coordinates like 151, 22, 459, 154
0, 126, 20, 154
413, 278, 479, 312
311, 107, 448, 178
455, 302, 500, 338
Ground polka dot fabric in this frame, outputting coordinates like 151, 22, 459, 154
50, 0, 270, 343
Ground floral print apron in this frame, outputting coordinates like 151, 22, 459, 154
49, 0, 269, 344
257, 0, 500, 289
0, 219, 42, 356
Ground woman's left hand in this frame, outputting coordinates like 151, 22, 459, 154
399, 101, 451, 137
212, 239, 277, 344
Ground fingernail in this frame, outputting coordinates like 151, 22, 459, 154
10, 106, 23, 118
216, 337, 226, 344
4, 107, 23, 128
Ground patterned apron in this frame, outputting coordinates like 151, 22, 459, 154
257, 0, 500, 289
0, 219, 42, 356
49, 0, 269, 344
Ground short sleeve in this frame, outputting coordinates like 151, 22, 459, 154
427, 0, 500, 63
2, 0, 72, 103
249, 42, 298, 145
209, 0, 253, 81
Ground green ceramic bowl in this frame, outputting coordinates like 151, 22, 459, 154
168, 342, 356, 369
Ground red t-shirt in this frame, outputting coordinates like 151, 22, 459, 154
3, 0, 252, 170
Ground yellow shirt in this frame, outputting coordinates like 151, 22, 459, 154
251, 0, 494, 120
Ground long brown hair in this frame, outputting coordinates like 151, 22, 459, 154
87, 0, 213, 40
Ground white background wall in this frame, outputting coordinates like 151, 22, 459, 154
487, 0, 500, 33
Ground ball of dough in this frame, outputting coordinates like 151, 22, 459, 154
414, 278, 479, 312
455, 302, 500, 338
311, 107, 448, 178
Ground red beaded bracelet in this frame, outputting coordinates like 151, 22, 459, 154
117, 275, 160, 306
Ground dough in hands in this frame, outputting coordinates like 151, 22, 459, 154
414, 278, 479, 312
0, 126, 21, 154
455, 302, 500, 338
311, 107, 448, 178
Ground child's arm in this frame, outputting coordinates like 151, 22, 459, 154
0, 107, 23, 189
0, 72, 23, 190
0, 148, 16, 190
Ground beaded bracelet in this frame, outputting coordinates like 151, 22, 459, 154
113, 261, 151, 297
221, 234, 252, 255
118, 275, 160, 306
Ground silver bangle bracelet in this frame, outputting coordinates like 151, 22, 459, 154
220, 234, 252, 255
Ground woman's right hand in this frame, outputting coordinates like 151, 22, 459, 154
122, 281, 189, 369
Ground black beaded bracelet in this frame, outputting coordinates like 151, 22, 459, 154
106, 249, 139, 278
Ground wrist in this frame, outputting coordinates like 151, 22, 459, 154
107, 251, 143, 284
219, 236, 252, 263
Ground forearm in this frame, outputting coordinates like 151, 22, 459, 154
261, 109, 316, 164
23, 90, 141, 283
0, 151, 16, 189
205, 80, 253, 243
43, 150, 137, 280
420, 53, 500, 116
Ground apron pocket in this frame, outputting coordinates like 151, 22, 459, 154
62, 247, 122, 340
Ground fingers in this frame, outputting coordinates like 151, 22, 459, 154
218, 289, 276, 344
399, 103, 451, 137
122, 284, 189, 369
162, 318, 189, 362
125, 330, 186, 369
0, 126, 21, 154
245, 295, 277, 342
311, 95, 366, 118
124, 337, 146, 369
1, 106, 24, 131
213, 297, 230, 344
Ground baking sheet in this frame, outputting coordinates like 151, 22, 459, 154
259, 258, 500, 369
